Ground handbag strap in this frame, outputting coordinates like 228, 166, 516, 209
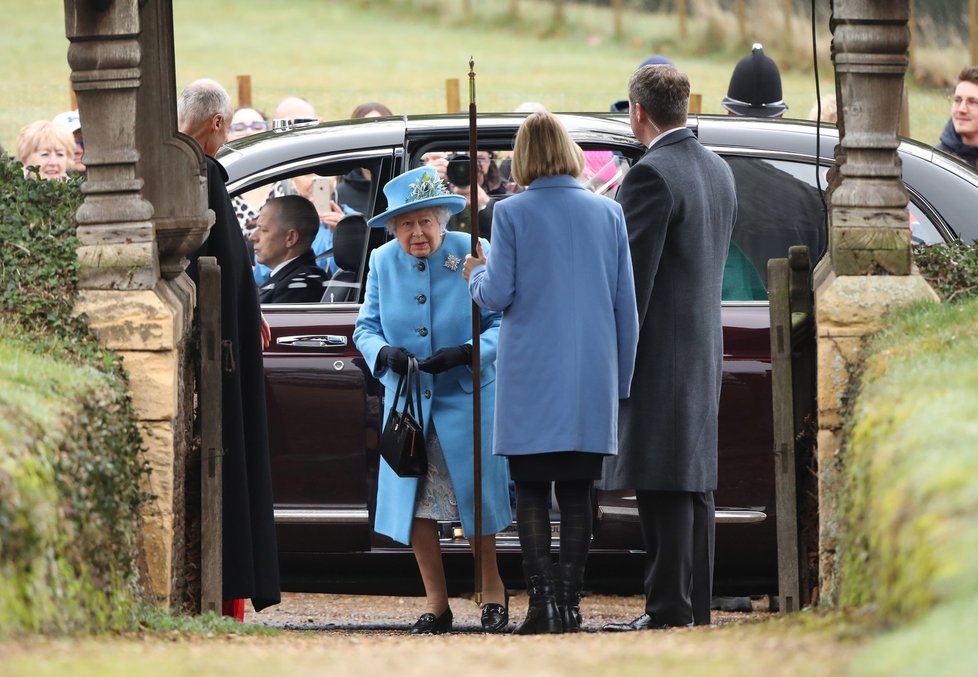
389, 354, 408, 413
412, 356, 423, 434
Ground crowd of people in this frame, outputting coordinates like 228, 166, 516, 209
6, 45, 976, 634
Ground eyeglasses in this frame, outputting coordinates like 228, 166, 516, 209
950, 96, 978, 112
229, 120, 269, 133
476, 154, 492, 166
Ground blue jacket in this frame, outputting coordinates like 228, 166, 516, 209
468, 174, 639, 457
354, 231, 511, 545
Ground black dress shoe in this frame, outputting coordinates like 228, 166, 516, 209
411, 607, 453, 634
602, 613, 673, 632
481, 601, 509, 633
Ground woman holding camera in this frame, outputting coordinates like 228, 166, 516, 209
353, 166, 512, 634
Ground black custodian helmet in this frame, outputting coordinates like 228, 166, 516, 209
721, 43, 788, 117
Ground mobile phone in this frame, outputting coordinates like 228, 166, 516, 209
311, 177, 334, 213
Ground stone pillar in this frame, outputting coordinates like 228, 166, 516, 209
65, 0, 209, 609
816, 0, 938, 605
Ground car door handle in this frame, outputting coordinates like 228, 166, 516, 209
276, 334, 348, 348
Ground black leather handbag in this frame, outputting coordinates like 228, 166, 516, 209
379, 356, 428, 477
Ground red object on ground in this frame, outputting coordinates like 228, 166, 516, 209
222, 598, 245, 622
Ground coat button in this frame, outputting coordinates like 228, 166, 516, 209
417, 294, 427, 304
424, 389, 432, 399
417, 262, 426, 271
418, 327, 429, 337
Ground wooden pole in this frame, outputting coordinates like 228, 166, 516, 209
735, 0, 747, 44
467, 58, 484, 606
677, 0, 687, 40
199, 256, 223, 616
783, 0, 792, 37
510, 0, 519, 19
971, 0, 978, 66
69, 81, 77, 111
688, 93, 702, 114
554, 0, 565, 27
611, 0, 623, 39
236, 74, 252, 109
446, 78, 460, 113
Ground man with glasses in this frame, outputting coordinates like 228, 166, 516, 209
936, 66, 978, 169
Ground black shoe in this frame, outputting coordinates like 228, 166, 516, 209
556, 563, 585, 633
481, 593, 509, 633
513, 575, 563, 635
602, 613, 676, 632
411, 607, 453, 634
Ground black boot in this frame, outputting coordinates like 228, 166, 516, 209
556, 563, 585, 632
513, 558, 563, 635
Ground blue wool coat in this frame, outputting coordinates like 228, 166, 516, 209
467, 174, 639, 457
353, 230, 512, 545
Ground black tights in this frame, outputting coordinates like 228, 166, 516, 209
515, 480, 593, 571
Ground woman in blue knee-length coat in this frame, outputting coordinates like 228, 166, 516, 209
353, 166, 512, 635
464, 112, 639, 634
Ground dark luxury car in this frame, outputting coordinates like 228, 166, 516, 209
218, 113, 978, 595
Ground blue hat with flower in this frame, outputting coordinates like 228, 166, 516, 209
367, 166, 467, 228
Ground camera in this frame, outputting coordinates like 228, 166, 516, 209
446, 154, 471, 187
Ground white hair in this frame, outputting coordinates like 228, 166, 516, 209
385, 205, 453, 234
177, 78, 233, 129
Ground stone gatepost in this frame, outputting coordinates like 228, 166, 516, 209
816, 0, 938, 604
65, 0, 210, 608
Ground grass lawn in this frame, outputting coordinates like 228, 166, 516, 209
0, 0, 958, 153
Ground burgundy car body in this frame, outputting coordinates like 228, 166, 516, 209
219, 114, 977, 594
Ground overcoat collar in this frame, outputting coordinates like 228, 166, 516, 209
646, 127, 695, 154
524, 174, 586, 191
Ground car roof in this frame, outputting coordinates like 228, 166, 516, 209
219, 113, 978, 242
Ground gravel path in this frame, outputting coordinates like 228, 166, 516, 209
3, 594, 863, 677
246, 591, 771, 633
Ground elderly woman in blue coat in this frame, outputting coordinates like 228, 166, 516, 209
464, 112, 639, 634
353, 166, 512, 634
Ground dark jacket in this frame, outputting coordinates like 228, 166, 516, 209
187, 156, 280, 611
258, 249, 329, 304
936, 118, 978, 168
602, 128, 737, 493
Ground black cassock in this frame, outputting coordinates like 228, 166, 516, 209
188, 156, 280, 612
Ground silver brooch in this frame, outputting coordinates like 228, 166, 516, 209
444, 254, 461, 272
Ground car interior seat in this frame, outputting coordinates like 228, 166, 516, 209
321, 214, 368, 303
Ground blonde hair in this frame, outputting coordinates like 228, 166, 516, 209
14, 120, 76, 166
511, 111, 584, 186
807, 94, 837, 124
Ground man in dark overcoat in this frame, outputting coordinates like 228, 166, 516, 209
178, 79, 280, 613
602, 65, 737, 630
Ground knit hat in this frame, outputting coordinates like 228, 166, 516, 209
721, 44, 788, 117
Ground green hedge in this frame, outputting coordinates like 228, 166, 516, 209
0, 156, 146, 634
840, 297, 978, 673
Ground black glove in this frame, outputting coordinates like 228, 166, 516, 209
378, 345, 412, 376
418, 344, 472, 374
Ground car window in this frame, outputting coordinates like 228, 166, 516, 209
412, 145, 634, 240
231, 158, 385, 305
720, 156, 944, 302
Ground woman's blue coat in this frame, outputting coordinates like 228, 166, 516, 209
354, 230, 512, 545
468, 175, 639, 457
